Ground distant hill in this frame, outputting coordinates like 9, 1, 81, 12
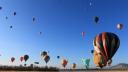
110, 63, 128, 69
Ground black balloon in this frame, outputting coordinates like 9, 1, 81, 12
94, 16, 99, 23
24, 55, 29, 62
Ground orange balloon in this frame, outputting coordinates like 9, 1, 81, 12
61, 59, 68, 68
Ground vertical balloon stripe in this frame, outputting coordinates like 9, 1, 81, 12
110, 37, 115, 58
102, 33, 108, 60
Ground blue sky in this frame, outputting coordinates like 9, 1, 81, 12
0, 0, 128, 69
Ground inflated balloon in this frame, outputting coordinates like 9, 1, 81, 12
34, 62, 39, 64
82, 32, 85, 38
6, 16, 8, 19
11, 57, 15, 62
41, 51, 47, 57
57, 56, 60, 59
91, 50, 94, 54
44, 55, 50, 64
10, 26, 13, 29
33, 17, 35, 22
93, 32, 120, 68
72, 63, 76, 69
20, 57, 24, 62
61, 59, 68, 68
82, 58, 90, 69
0, 6, 2, 10
94, 16, 99, 23
39, 32, 42, 35
13, 12, 16, 16
24, 55, 29, 62
117, 24, 123, 30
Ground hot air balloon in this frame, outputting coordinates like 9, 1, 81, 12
72, 63, 76, 69
94, 16, 99, 23
24, 55, 29, 62
0, 6, 2, 10
13, 12, 16, 16
39, 32, 42, 35
10, 26, 13, 29
57, 56, 60, 59
61, 59, 68, 68
117, 24, 123, 30
93, 32, 120, 68
6, 16, 8, 19
34, 62, 39, 64
32, 17, 35, 22
41, 51, 47, 57
11, 57, 15, 62
82, 32, 85, 39
91, 50, 94, 54
20, 57, 24, 62
82, 58, 90, 69
43, 55, 50, 64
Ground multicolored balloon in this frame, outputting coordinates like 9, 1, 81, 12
117, 24, 123, 30
43, 55, 50, 64
61, 59, 68, 68
72, 63, 76, 69
93, 32, 120, 68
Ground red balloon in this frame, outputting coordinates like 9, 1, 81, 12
82, 32, 85, 38
20, 57, 24, 62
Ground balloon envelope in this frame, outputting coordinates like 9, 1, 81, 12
61, 59, 68, 68
24, 55, 29, 62
82, 32, 85, 38
0, 6, 2, 10
93, 32, 120, 68
94, 16, 99, 23
82, 58, 90, 66
72, 63, 76, 69
11, 57, 15, 62
20, 57, 24, 62
41, 51, 47, 57
13, 12, 16, 16
33, 17, 35, 22
57, 56, 60, 59
117, 24, 123, 30
44, 55, 50, 64
34, 62, 39, 64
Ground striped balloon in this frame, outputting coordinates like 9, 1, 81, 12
93, 32, 120, 68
